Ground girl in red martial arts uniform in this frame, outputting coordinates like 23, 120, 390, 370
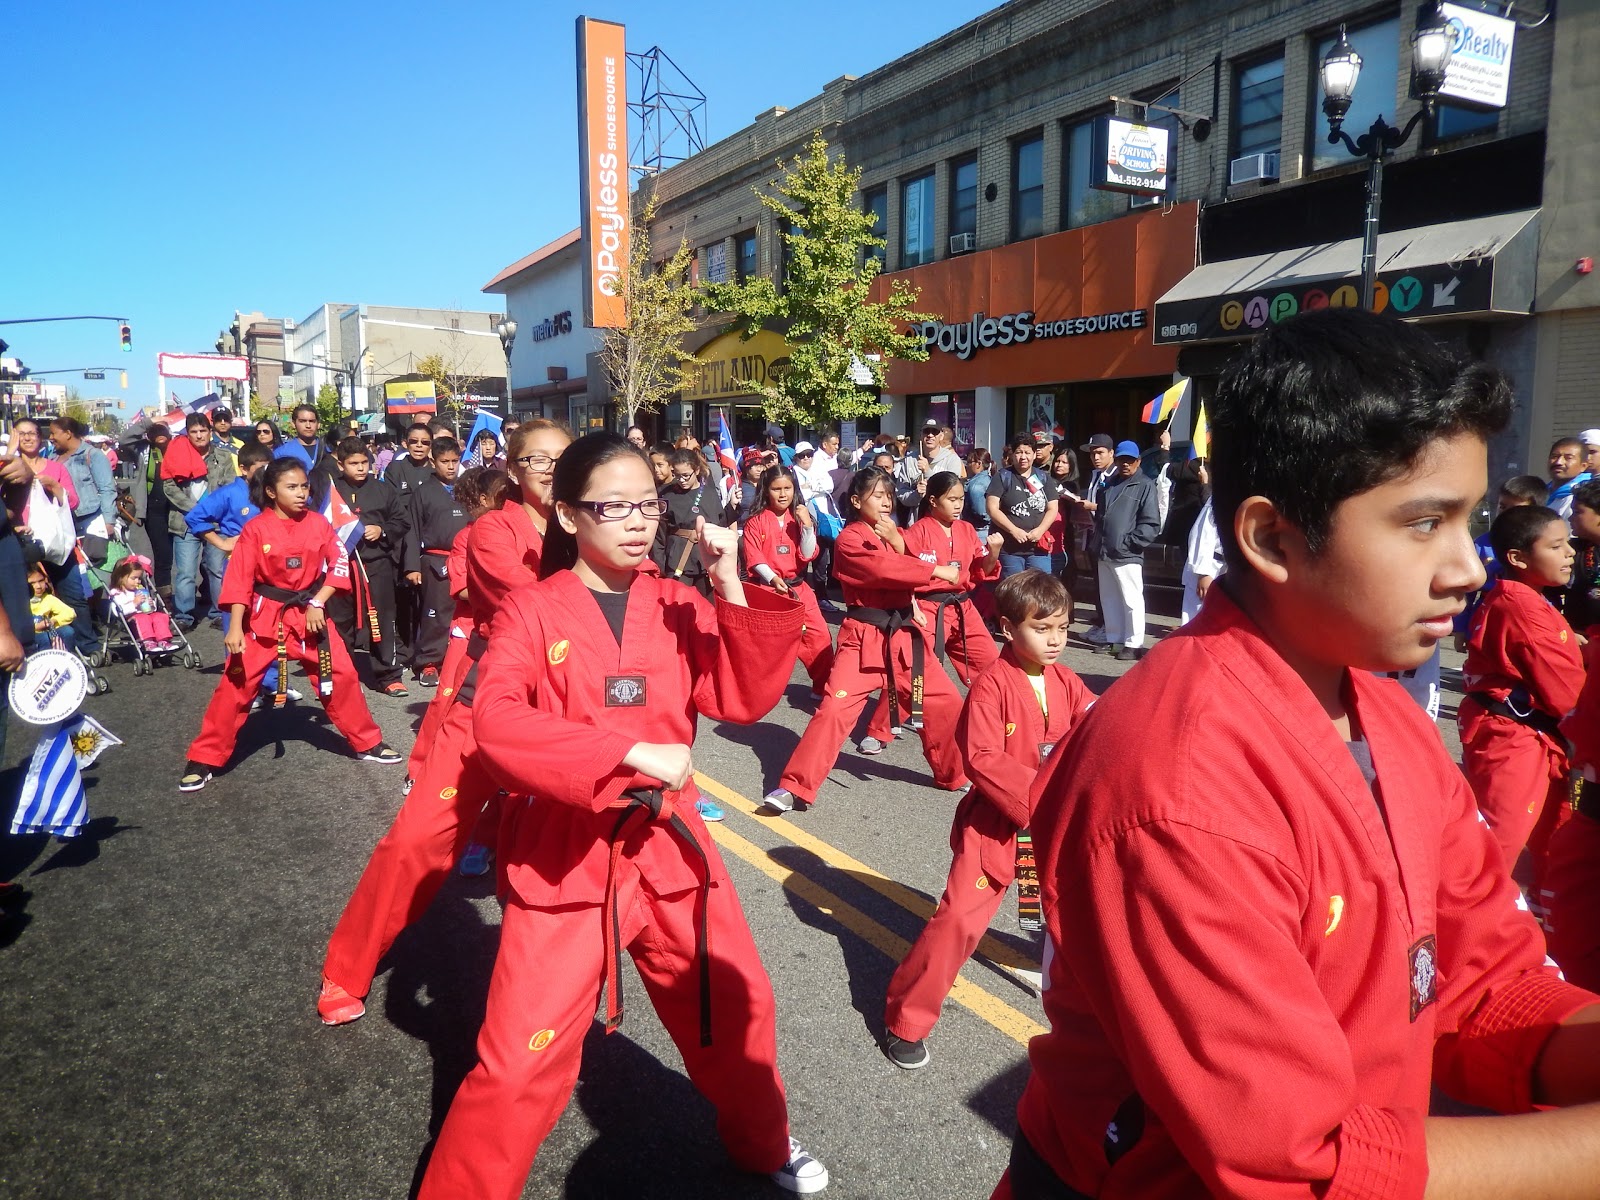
417, 432, 829, 1199
180, 459, 400, 792
861, 470, 1004, 752
742, 463, 834, 695
762, 467, 969, 814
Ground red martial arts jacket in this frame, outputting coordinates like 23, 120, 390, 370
1461, 578, 1584, 717
472, 570, 802, 907
742, 508, 816, 583
221, 509, 351, 634
464, 500, 543, 634
1014, 586, 1598, 1200
447, 525, 475, 637
953, 649, 1092, 884
901, 516, 999, 595
831, 519, 938, 672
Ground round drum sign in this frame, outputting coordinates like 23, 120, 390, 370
9, 649, 89, 725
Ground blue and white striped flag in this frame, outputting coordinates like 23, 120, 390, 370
11, 724, 87, 838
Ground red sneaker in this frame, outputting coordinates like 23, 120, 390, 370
419, 665, 440, 688
317, 977, 366, 1026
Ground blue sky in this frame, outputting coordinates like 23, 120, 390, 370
7, 1, 994, 415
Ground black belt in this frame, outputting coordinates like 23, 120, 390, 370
923, 589, 974, 682
253, 574, 326, 607
253, 575, 330, 705
845, 605, 924, 730
1575, 775, 1600, 822
1466, 690, 1564, 741
601, 788, 715, 1047
1006, 1130, 1093, 1200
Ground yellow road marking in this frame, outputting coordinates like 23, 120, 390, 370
695, 772, 1037, 972
706, 820, 1046, 1046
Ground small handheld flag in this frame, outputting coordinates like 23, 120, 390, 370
1142, 378, 1191, 425
1191, 403, 1210, 458
716, 414, 737, 473
9, 714, 121, 839
320, 487, 364, 554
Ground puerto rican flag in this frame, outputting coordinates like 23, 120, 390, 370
716, 413, 738, 473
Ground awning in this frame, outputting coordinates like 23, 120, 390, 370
1153, 208, 1539, 344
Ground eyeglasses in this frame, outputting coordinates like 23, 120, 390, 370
571, 497, 669, 521
514, 452, 558, 469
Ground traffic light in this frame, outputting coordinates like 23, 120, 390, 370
119, 323, 132, 352
119, 371, 128, 390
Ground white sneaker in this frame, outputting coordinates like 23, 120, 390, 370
771, 1137, 829, 1193
760, 788, 795, 814
858, 737, 886, 755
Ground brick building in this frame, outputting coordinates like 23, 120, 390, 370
645, 0, 1597, 477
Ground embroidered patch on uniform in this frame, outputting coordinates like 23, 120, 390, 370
777, 545, 791, 554
1325, 895, 1345, 936
439, 787, 458, 800
605, 675, 647, 707
1560, 628, 1570, 644
286, 556, 303, 569
975, 876, 990, 890
1004, 722, 1016, 736
240, 506, 250, 515
442, 687, 453, 697
548, 640, 570, 665
1409, 934, 1438, 1021
1039, 742, 1056, 761
528, 1028, 556, 1052
262, 544, 272, 554
835, 689, 848, 699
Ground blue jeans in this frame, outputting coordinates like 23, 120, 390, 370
999, 551, 1051, 578
202, 542, 228, 619
46, 557, 94, 646
172, 532, 201, 622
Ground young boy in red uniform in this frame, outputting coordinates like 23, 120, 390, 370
882, 569, 1090, 1069
1459, 503, 1584, 891
997, 309, 1600, 1200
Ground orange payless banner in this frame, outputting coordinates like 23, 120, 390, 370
576, 16, 628, 330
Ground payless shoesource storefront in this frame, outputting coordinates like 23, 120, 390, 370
868, 202, 1200, 457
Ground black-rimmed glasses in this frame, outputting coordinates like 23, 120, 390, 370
571, 498, 668, 521
515, 452, 558, 469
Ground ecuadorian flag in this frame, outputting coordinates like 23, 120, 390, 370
1142, 378, 1190, 424
1191, 404, 1210, 458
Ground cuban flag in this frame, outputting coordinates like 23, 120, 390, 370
321, 485, 364, 553
716, 413, 738, 473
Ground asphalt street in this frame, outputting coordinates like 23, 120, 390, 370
0, 593, 1471, 1200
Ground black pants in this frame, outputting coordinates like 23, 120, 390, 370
411, 557, 454, 671
329, 555, 401, 686
144, 490, 173, 589
394, 577, 419, 661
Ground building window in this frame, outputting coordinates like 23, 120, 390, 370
1012, 134, 1044, 241
1234, 56, 1285, 158
901, 172, 936, 268
1062, 116, 1123, 230
950, 155, 978, 241
1433, 102, 1498, 141
737, 232, 758, 282
864, 186, 888, 268
705, 241, 728, 284
1311, 18, 1400, 171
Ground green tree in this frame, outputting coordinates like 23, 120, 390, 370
314, 382, 345, 430
600, 193, 702, 429
700, 132, 931, 427
415, 350, 481, 439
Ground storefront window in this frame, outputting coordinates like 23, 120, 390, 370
950, 156, 978, 240
901, 172, 936, 267
1012, 134, 1044, 241
909, 392, 977, 455
1311, 18, 1400, 172
1063, 116, 1124, 230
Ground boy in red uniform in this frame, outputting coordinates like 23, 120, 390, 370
998, 309, 1600, 1200
882, 569, 1090, 1069
1459, 504, 1584, 891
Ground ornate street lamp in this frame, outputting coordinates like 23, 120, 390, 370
496, 317, 517, 415
1321, 4, 1455, 309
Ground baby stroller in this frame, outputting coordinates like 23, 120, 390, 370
84, 550, 201, 678
26, 554, 111, 697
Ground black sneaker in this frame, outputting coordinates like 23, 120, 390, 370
178, 762, 212, 792
361, 744, 402, 764
1113, 645, 1143, 662
884, 1034, 930, 1070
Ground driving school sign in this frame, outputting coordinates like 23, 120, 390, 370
1153, 259, 1496, 344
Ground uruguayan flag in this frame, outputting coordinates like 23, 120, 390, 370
11, 722, 88, 838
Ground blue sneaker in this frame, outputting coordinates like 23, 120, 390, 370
458, 843, 492, 877
696, 797, 726, 823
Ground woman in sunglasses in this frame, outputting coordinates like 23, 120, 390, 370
417, 432, 828, 1200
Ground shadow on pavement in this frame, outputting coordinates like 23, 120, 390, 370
966, 1059, 1029, 1137
223, 703, 354, 767
30, 814, 139, 875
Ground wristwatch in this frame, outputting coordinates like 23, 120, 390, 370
307, 597, 325, 610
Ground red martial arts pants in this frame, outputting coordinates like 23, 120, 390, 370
187, 628, 381, 768
418, 870, 792, 1200
1543, 809, 1600, 991
867, 597, 996, 743
884, 819, 1009, 1041
778, 623, 968, 804
1460, 702, 1569, 887
407, 631, 473, 778
752, 580, 834, 693
322, 700, 498, 998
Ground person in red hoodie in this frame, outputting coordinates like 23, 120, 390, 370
742, 462, 834, 695
882, 569, 1090, 1069
860, 470, 1003, 753
1459, 502, 1583, 895
761, 467, 968, 814
416, 432, 828, 1198
996, 309, 1600, 1200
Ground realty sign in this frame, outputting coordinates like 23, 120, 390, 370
1153, 259, 1495, 344
1439, 2, 1515, 110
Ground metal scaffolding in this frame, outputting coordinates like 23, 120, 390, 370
627, 45, 708, 176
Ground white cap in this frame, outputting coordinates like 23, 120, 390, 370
1581, 428, 1600, 448
794, 441, 815, 455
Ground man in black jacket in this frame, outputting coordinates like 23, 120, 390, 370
1093, 439, 1162, 661
651, 448, 733, 596
384, 422, 437, 659
403, 437, 466, 687
329, 438, 410, 696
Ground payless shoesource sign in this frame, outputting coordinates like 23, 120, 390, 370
918, 309, 1148, 360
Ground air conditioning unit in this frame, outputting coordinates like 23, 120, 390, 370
948, 232, 975, 255
1229, 152, 1280, 186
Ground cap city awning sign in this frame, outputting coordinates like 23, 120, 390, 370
918, 309, 1148, 360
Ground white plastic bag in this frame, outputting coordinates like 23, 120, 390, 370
26, 481, 75, 565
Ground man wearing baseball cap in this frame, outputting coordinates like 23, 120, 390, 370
1092, 440, 1161, 660
1074, 435, 1119, 643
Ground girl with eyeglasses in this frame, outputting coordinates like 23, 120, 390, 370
416, 433, 828, 1199
320, 422, 573, 1029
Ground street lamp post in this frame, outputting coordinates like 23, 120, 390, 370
1320, 5, 1455, 310
496, 317, 518, 418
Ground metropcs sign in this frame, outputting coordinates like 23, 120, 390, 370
918, 309, 1148, 360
